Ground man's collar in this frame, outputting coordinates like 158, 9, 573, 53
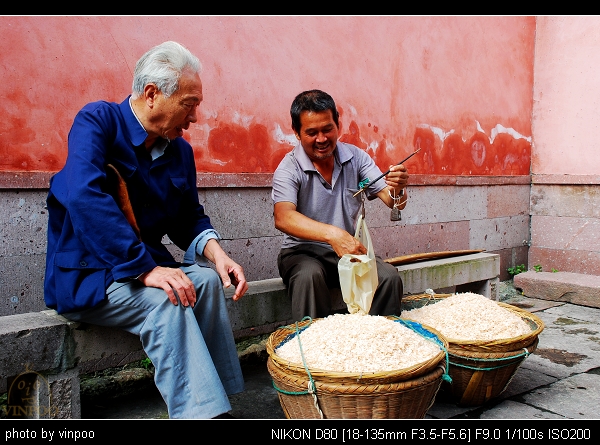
120, 96, 148, 147
125, 96, 168, 159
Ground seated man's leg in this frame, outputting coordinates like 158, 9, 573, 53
278, 245, 338, 321
62, 265, 241, 419
182, 264, 244, 397
369, 256, 403, 316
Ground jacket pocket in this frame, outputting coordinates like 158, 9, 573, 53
169, 176, 189, 193
54, 251, 107, 313
164, 176, 189, 215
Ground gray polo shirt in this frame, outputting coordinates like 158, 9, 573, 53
272, 141, 385, 249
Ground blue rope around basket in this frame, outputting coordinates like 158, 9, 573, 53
448, 347, 533, 371
271, 316, 318, 396
392, 317, 452, 383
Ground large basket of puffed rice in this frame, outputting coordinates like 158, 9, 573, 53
266, 313, 450, 419
400, 292, 544, 406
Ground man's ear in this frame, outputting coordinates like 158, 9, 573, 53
144, 83, 159, 108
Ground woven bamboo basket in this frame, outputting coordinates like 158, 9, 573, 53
442, 337, 539, 406
266, 316, 449, 418
401, 293, 544, 406
268, 357, 446, 419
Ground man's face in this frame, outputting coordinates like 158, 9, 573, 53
294, 109, 339, 162
154, 70, 203, 141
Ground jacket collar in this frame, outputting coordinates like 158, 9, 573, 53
119, 96, 150, 148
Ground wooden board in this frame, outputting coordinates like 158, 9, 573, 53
384, 250, 485, 266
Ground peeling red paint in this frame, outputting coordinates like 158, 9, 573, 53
372, 139, 398, 172
339, 120, 367, 150
337, 121, 397, 172
413, 127, 439, 174
468, 132, 491, 172
197, 121, 289, 173
442, 133, 466, 174
406, 127, 530, 175
492, 133, 531, 175
0, 110, 532, 176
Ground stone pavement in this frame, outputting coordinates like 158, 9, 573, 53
82, 284, 600, 420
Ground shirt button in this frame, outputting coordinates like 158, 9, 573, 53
79, 261, 87, 267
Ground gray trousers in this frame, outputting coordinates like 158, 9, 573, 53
278, 244, 403, 322
63, 264, 244, 419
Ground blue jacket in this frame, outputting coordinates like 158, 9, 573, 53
44, 97, 214, 314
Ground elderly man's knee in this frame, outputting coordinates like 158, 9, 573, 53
184, 265, 221, 289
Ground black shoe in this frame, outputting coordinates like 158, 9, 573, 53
212, 412, 235, 419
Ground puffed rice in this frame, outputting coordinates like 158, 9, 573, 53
275, 313, 442, 373
401, 292, 531, 341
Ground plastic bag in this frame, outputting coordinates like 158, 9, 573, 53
338, 213, 378, 314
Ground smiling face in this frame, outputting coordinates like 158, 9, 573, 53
294, 109, 339, 162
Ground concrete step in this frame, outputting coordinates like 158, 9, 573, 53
514, 271, 600, 308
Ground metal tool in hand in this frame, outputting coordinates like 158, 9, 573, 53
352, 147, 421, 198
390, 189, 404, 221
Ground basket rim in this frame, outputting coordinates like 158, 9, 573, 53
266, 316, 448, 380
401, 293, 545, 348
268, 356, 446, 394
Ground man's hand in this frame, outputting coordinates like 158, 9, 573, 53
203, 238, 248, 301
384, 164, 409, 190
329, 226, 367, 258
215, 260, 248, 301
378, 164, 410, 209
274, 202, 366, 258
138, 266, 196, 307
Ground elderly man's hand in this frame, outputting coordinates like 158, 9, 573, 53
138, 266, 197, 307
217, 261, 248, 301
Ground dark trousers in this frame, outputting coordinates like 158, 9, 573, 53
278, 244, 403, 322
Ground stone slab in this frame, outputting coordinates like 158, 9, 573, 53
479, 399, 567, 419
519, 303, 600, 379
514, 271, 600, 308
499, 294, 564, 313
520, 373, 600, 419
0, 311, 73, 378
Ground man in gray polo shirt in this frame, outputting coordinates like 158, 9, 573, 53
272, 89, 409, 322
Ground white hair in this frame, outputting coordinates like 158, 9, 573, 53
131, 41, 201, 99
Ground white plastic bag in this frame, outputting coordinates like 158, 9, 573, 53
338, 213, 378, 314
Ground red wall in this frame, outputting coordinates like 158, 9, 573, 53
0, 16, 535, 177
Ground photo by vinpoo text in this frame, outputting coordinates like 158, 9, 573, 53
270, 426, 592, 441
5, 427, 95, 441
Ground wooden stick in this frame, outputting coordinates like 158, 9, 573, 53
352, 147, 421, 198
384, 250, 485, 266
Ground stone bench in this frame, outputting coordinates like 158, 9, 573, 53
514, 270, 600, 308
0, 310, 146, 418
0, 252, 500, 418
